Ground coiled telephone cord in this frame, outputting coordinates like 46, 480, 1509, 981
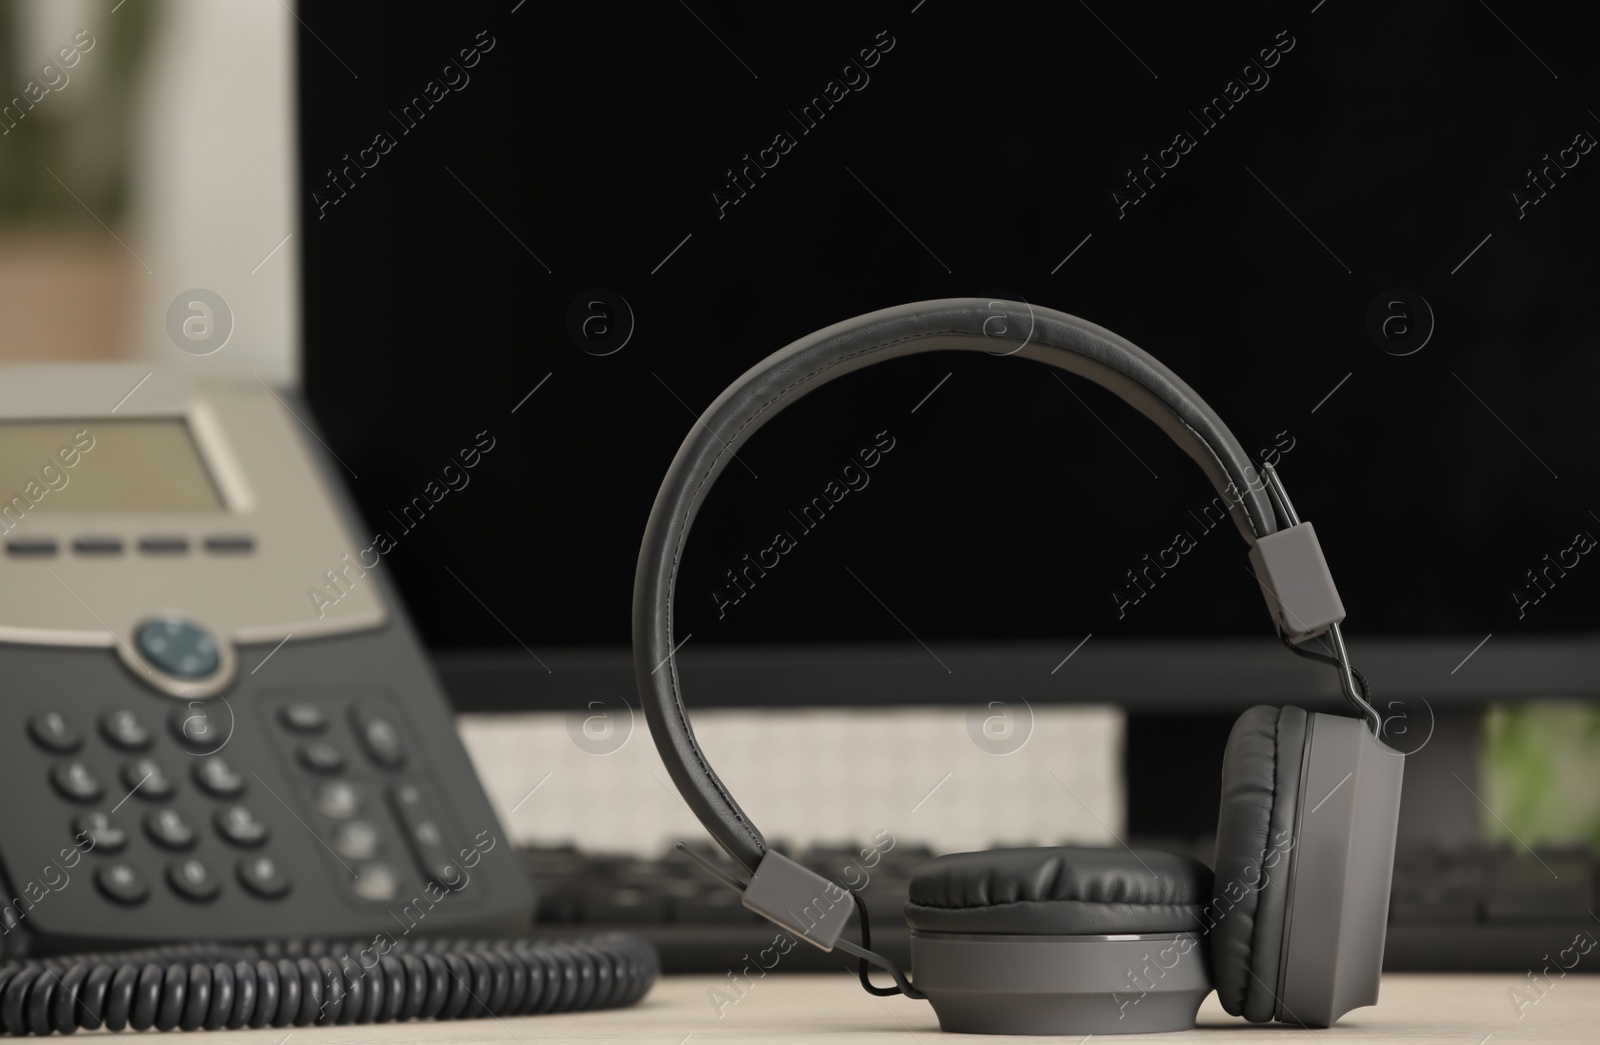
0, 934, 656, 1034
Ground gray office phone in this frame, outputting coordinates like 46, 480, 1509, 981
0, 367, 532, 955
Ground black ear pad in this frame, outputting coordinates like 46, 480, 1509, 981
904, 846, 1214, 935
1208, 705, 1309, 1023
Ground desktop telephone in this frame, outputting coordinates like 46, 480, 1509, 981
0, 368, 654, 1031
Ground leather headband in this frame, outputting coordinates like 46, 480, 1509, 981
633, 298, 1279, 872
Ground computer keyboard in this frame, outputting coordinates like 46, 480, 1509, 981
523, 841, 1599, 973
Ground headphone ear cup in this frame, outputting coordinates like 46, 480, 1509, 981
1209, 705, 1309, 1023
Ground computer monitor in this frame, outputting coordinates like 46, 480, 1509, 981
296, 1, 1599, 730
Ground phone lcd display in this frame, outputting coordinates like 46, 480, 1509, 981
0, 419, 223, 512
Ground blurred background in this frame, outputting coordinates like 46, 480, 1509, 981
0, 0, 296, 382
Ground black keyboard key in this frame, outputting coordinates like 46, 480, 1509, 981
167, 857, 221, 902
237, 855, 292, 900
214, 805, 269, 847
29, 711, 81, 753
96, 862, 148, 905
72, 537, 123, 555
192, 755, 245, 798
535, 892, 580, 923
351, 708, 406, 769
6, 538, 57, 557
204, 535, 255, 554
296, 742, 345, 775
672, 885, 754, 925
122, 758, 174, 800
1486, 856, 1594, 922
138, 536, 189, 554
99, 710, 152, 751
51, 760, 103, 803
144, 808, 197, 850
73, 812, 128, 854
1389, 885, 1480, 925
586, 885, 668, 924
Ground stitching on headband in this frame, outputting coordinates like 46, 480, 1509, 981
1183, 420, 1264, 541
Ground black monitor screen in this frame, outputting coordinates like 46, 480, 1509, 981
299, 1, 1600, 656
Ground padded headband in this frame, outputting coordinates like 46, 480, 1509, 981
633, 298, 1282, 872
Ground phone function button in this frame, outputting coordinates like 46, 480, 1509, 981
51, 761, 103, 803
168, 704, 225, 752
6, 538, 58, 557
203, 535, 255, 554
296, 742, 345, 775
29, 711, 82, 753
144, 808, 197, 850
167, 857, 221, 902
72, 537, 124, 556
138, 536, 189, 555
237, 855, 291, 900
74, 812, 128, 854
122, 758, 174, 800
278, 703, 326, 734
215, 805, 268, 848
95, 862, 149, 905
351, 709, 406, 770
99, 710, 152, 751
352, 862, 400, 902
389, 783, 457, 883
136, 618, 220, 680
334, 820, 380, 860
315, 781, 360, 819
192, 756, 245, 798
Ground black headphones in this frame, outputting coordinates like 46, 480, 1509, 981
634, 299, 1404, 1035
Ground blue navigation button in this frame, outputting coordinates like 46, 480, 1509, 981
135, 618, 220, 679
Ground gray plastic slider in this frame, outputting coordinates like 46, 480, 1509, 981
1247, 521, 1346, 642
741, 850, 854, 951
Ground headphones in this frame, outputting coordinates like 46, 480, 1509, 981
633, 299, 1404, 1035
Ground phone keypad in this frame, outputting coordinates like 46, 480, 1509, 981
31, 699, 292, 908
25, 689, 453, 918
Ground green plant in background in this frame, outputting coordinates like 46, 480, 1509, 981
1481, 702, 1600, 853
0, 0, 157, 228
